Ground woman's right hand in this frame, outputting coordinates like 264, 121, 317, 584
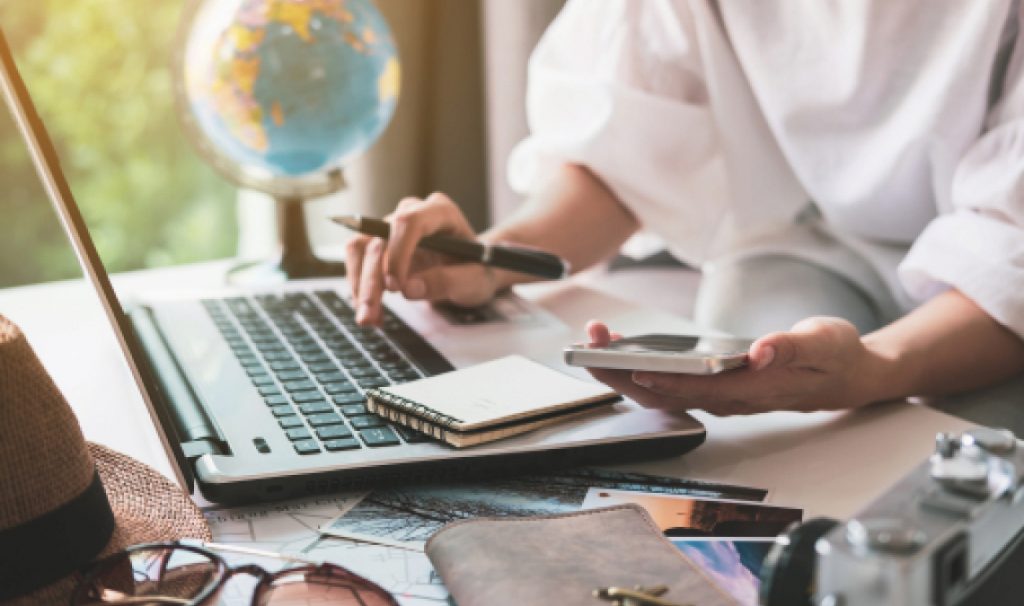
344, 192, 502, 325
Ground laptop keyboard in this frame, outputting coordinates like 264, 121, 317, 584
201, 290, 454, 455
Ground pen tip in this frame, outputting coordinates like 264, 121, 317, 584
332, 215, 359, 230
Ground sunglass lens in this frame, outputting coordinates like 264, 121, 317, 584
262, 568, 396, 606
74, 546, 221, 605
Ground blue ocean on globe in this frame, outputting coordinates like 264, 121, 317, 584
181, 0, 401, 178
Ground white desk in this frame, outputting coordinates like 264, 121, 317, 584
0, 261, 978, 519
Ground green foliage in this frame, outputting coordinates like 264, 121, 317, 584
0, 0, 236, 287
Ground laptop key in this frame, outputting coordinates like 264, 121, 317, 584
337, 353, 369, 365
264, 394, 289, 406
291, 390, 325, 403
293, 439, 321, 455
276, 369, 307, 382
334, 393, 365, 407
324, 382, 357, 395
324, 437, 361, 451
314, 370, 347, 384
299, 401, 334, 415
237, 354, 260, 367
379, 361, 414, 372
246, 366, 269, 377
360, 427, 401, 447
308, 361, 339, 373
270, 360, 300, 371
285, 427, 313, 441
394, 425, 431, 443
270, 405, 295, 417
315, 424, 353, 440
258, 385, 282, 397
306, 412, 344, 427
278, 415, 304, 429
283, 380, 316, 393
358, 377, 390, 389
339, 403, 368, 417
251, 374, 274, 386
301, 352, 330, 363
262, 351, 293, 362
350, 415, 386, 430
347, 367, 380, 379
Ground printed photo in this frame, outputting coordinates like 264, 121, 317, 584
582, 488, 802, 538
321, 468, 768, 549
672, 538, 774, 605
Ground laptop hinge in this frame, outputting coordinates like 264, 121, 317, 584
129, 305, 230, 456
180, 439, 219, 459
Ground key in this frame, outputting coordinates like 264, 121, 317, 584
359, 427, 401, 447
324, 437, 361, 451
316, 425, 353, 440
293, 440, 320, 455
285, 427, 313, 441
306, 412, 344, 427
351, 415, 386, 430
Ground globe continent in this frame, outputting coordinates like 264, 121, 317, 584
184, 0, 400, 178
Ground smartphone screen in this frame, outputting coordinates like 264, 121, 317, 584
605, 334, 752, 355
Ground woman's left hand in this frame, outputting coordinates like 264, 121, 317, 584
583, 318, 885, 416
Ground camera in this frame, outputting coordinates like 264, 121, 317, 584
760, 427, 1024, 606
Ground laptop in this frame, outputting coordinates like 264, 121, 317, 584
0, 31, 706, 505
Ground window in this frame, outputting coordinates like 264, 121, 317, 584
0, 1, 237, 288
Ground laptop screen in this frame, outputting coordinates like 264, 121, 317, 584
0, 26, 199, 491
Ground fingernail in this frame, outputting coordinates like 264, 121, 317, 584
356, 304, 370, 324
633, 372, 654, 388
754, 346, 775, 370
384, 275, 398, 291
405, 277, 425, 299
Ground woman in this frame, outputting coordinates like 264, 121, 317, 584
345, 1, 1024, 415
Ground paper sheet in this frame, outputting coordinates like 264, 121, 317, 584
203, 494, 448, 605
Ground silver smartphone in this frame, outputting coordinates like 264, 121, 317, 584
564, 334, 752, 375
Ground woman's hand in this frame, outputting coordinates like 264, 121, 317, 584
345, 193, 502, 325
583, 318, 886, 415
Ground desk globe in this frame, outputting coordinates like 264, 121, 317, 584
174, 0, 400, 282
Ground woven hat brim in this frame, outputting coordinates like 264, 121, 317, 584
91, 442, 211, 547
6, 444, 211, 606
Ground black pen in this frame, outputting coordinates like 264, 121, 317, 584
332, 215, 570, 280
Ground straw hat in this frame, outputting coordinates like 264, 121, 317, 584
0, 315, 211, 605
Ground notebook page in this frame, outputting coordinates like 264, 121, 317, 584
377, 355, 617, 430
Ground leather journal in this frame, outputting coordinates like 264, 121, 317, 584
424, 504, 740, 606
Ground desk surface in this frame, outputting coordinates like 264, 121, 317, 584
0, 261, 982, 519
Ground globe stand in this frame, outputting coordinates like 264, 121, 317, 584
226, 196, 346, 286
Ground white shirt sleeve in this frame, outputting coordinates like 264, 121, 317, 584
507, 0, 729, 264
899, 12, 1024, 337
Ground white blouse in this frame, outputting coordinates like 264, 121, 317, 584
508, 0, 1024, 337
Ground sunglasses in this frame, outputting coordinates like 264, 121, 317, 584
71, 541, 399, 606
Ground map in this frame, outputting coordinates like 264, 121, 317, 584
203, 494, 447, 605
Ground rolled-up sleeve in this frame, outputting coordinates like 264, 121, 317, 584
900, 20, 1024, 337
507, 0, 728, 264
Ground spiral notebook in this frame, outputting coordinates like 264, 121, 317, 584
365, 355, 621, 448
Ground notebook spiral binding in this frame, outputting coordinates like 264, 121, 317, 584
366, 388, 466, 429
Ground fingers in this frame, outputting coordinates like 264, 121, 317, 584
344, 235, 369, 302
386, 193, 475, 290
751, 317, 858, 370
586, 321, 612, 347
403, 264, 498, 307
356, 237, 387, 325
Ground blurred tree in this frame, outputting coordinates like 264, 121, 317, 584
0, 0, 236, 287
